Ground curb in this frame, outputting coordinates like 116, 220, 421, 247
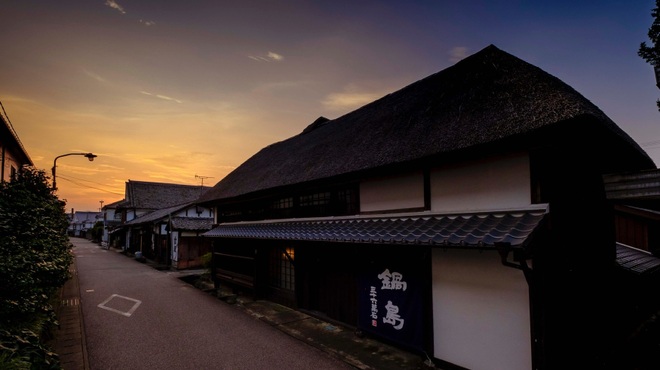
52, 257, 90, 370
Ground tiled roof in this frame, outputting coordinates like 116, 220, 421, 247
122, 203, 212, 231
124, 204, 187, 225
204, 207, 547, 248
171, 217, 213, 231
604, 169, 660, 200
616, 243, 660, 275
124, 180, 210, 210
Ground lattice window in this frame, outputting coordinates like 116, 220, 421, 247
269, 247, 295, 291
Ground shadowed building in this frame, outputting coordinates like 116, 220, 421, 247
199, 45, 655, 369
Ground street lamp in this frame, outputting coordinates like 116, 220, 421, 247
52, 152, 97, 190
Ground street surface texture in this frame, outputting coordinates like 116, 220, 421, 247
72, 238, 352, 370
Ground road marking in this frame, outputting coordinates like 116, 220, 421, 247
62, 298, 79, 306
97, 294, 142, 317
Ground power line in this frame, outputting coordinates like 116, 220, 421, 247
57, 175, 124, 196
640, 139, 660, 149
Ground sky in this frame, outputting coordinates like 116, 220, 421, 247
1, 0, 659, 212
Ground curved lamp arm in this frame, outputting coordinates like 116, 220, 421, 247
52, 152, 97, 190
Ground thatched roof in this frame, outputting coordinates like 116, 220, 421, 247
199, 45, 653, 203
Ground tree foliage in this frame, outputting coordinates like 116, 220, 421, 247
0, 167, 72, 368
639, 0, 660, 110
91, 220, 104, 243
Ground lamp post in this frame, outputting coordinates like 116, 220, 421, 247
51, 152, 97, 190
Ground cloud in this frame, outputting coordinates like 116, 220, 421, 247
322, 86, 385, 111
83, 69, 107, 83
105, 0, 126, 14
140, 19, 156, 26
249, 51, 284, 62
449, 46, 469, 63
252, 80, 312, 93
267, 52, 283, 61
140, 91, 183, 104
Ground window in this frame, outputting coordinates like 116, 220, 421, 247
269, 247, 295, 291
337, 188, 358, 215
300, 192, 331, 207
272, 197, 294, 209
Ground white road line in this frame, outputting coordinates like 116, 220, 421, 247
97, 294, 142, 317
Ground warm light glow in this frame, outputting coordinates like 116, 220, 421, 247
284, 247, 295, 261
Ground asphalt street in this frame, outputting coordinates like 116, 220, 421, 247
72, 238, 353, 370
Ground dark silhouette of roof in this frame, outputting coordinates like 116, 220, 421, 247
204, 206, 547, 248
123, 202, 213, 231
170, 217, 213, 231
0, 108, 33, 167
616, 243, 660, 275
199, 44, 653, 203
121, 180, 210, 210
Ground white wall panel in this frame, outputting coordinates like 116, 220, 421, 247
432, 249, 531, 370
430, 153, 530, 212
360, 171, 424, 212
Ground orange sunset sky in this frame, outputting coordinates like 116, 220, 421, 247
2, 0, 659, 212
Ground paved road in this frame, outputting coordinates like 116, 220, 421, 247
72, 238, 352, 370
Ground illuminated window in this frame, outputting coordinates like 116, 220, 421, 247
269, 247, 295, 291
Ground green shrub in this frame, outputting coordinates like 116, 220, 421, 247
91, 220, 104, 243
201, 252, 212, 269
0, 168, 71, 369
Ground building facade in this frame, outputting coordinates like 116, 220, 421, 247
199, 45, 656, 369
0, 107, 33, 183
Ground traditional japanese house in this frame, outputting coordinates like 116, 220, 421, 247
112, 180, 210, 258
123, 202, 213, 269
198, 45, 656, 369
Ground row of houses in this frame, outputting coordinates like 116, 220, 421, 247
43, 45, 660, 368
101, 180, 213, 269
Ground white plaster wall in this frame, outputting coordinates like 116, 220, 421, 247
176, 206, 212, 218
430, 153, 530, 212
171, 231, 179, 262
360, 171, 424, 212
432, 249, 531, 370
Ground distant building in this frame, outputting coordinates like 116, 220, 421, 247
109, 180, 212, 268
68, 211, 102, 238
0, 105, 33, 182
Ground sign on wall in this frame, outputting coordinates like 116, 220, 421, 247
171, 232, 179, 262
358, 259, 425, 351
